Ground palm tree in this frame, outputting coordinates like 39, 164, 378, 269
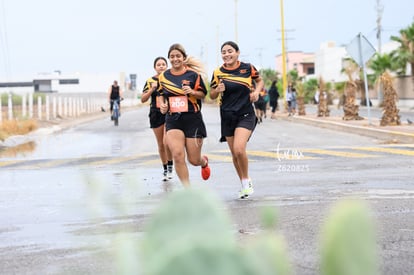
367, 52, 397, 106
380, 72, 401, 126
390, 21, 414, 92
317, 77, 330, 117
368, 53, 396, 84
259, 69, 279, 88
295, 81, 306, 115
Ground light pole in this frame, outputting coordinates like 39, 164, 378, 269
280, 0, 288, 99
234, 0, 238, 43
376, 0, 384, 105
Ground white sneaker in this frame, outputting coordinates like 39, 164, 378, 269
167, 165, 173, 179
167, 170, 173, 179
239, 179, 254, 199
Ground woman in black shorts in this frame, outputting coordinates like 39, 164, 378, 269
210, 41, 264, 199
141, 57, 173, 181
158, 43, 210, 187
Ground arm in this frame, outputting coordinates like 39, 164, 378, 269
141, 82, 156, 103
250, 76, 265, 102
182, 85, 205, 100
209, 79, 225, 99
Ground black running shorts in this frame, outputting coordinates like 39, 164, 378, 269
149, 109, 166, 129
165, 112, 207, 138
220, 109, 257, 142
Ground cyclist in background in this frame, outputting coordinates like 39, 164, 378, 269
108, 80, 123, 120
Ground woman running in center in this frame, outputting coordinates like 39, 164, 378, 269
158, 43, 210, 187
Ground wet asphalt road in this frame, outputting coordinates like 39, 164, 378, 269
0, 105, 413, 275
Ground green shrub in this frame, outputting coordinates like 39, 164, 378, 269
320, 199, 378, 275
1, 92, 22, 105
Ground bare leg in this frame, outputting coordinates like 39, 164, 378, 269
166, 129, 189, 186
185, 137, 206, 167
226, 127, 252, 181
153, 125, 168, 164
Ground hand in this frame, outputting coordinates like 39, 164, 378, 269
217, 79, 225, 93
250, 92, 259, 102
150, 82, 157, 91
160, 100, 168, 114
182, 85, 193, 96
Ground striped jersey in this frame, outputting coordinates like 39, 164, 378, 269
142, 75, 160, 110
158, 68, 207, 113
211, 61, 260, 113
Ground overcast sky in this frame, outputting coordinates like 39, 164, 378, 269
0, 0, 413, 84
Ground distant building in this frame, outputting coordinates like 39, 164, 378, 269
314, 41, 348, 83
275, 51, 315, 78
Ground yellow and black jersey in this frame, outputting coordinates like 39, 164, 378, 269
211, 61, 260, 113
158, 68, 207, 113
142, 75, 160, 110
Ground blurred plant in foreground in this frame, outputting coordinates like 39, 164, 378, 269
140, 188, 291, 275
138, 188, 377, 275
320, 199, 378, 275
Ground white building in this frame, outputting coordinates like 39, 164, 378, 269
314, 41, 348, 83
0, 71, 137, 95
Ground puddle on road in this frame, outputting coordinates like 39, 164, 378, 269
0, 167, 179, 250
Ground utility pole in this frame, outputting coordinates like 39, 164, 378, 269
376, 0, 384, 105
216, 25, 220, 67
234, 0, 238, 43
277, 30, 295, 71
256, 47, 263, 68
376, 0, 383, 54
280, 0, 287, 99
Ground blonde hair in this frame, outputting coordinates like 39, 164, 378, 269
168, 43, 206, 78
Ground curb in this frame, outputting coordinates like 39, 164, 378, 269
284, 115, 414, 143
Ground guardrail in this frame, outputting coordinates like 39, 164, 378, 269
0, 92, 140, 123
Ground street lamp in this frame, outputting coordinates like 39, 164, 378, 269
280, 0, 288, 99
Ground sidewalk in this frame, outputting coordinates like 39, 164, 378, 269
277, 105, 414, 143
0, 106, 136, 148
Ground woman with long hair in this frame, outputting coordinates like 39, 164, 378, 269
158, 43, 210, 186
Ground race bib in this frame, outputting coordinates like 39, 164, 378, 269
169, 96, 188, 113
156, 96, 164, 108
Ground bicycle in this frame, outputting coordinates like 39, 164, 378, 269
110, 98, 122, 126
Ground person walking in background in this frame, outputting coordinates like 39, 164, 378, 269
286, 84, 297, 116
314, 86, 320, 104
268, 80, 279, 119
210, 41, 264, 199
158, 43, 210, 187
108, 80, 123, 120
291, 86, 297, 115
141, 56, 173, 181
253, 85, 266, 123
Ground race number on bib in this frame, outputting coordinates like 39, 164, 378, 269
169, 96, 188, 113
156, 96, 164, 108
